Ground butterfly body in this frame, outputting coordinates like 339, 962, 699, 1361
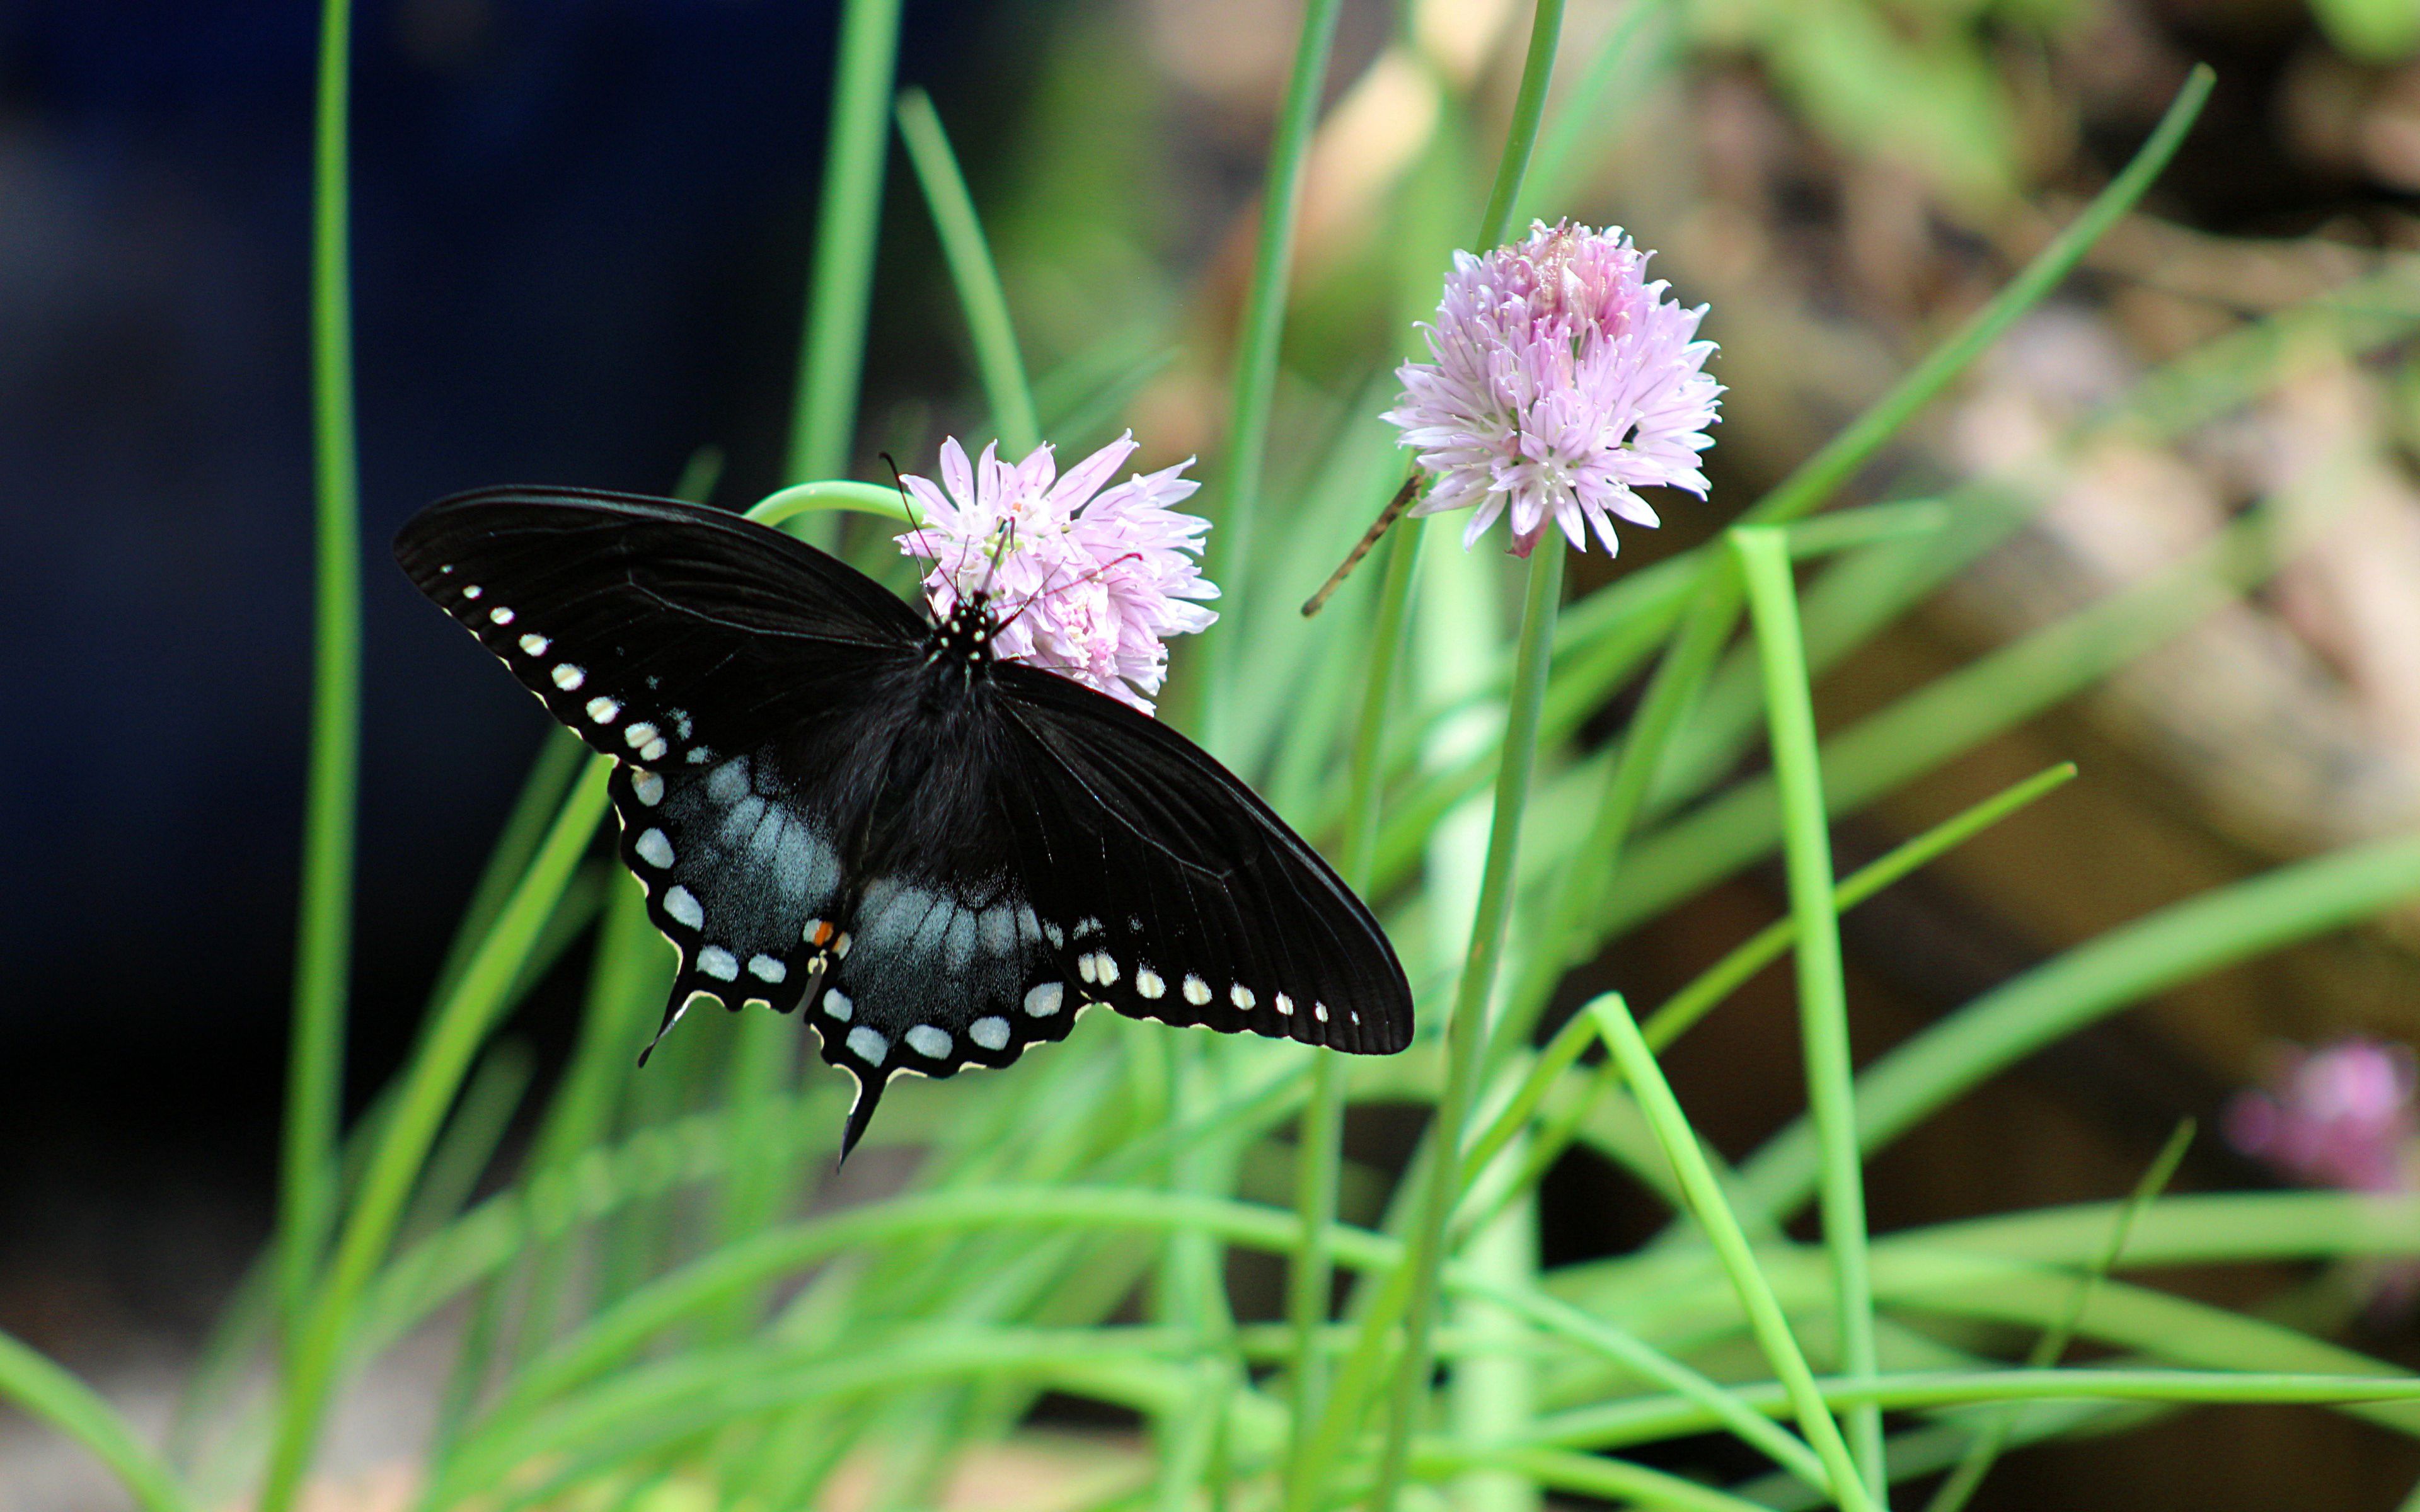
397, 486, 1412, 1156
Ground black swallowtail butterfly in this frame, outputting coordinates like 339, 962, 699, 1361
396, 487, 1414, 1157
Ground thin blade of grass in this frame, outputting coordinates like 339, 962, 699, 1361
1741, 66, 2213, 528
1923, 1118, 2196, 1512
896, 88, 1039, 456
1198, 0, 1346, 737
1739, 830, 2420, 1224
1732, 524, 1884, 1503
282, 0, 362, 1349
785, 0, 904, 488
1584, 995, 1879, 1512
0, 1330, 190, 1512
259, 760, 613, 1512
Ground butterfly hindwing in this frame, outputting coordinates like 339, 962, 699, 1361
993, 663, 1412, 1056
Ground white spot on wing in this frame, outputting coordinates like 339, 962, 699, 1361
664, 885, 704, 930
1276, 994, 1294, 1016
824, 989, 853, 1021
1024, 982, 1064, 1017
488, 605, 514, 625
624, 722, 659, 750
1136, 968, 1165, 999
906, 1025, 953, 1058
631, 771, 664, 807
461, 583, 483, 599
970, 1016, 1010, 1050
1078, 953, 1097, 985
519, 633, 550, 656
1231, 984, 1255, 1010
747, 953, 786, 983
1183, 975, 1211, 1006
639, 736, 669, 762
635, 828, 674, 868
586, 696, 620, 724
1315, 1002, 1330, 1023
846, 1026, 887, 1062
553, 663, 585, 690
697, 946, 739, 981
1093, 953, 1120, 987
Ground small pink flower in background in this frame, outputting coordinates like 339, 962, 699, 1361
1383, 219, 1722, 558
2225, 1037, 2418, 1193
897, 432, 1216, 714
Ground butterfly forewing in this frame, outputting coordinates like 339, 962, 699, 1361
396, 485, 1414, 1161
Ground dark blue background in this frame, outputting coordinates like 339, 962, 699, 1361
0, 1, 1000, 1125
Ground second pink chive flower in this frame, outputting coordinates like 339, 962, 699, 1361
896, 432, 1217, 714
1384, 220, 1722, 557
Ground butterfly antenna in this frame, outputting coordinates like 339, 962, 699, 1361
1303, 471, 1422, 617
882, 452, 940, 564
994, 549, 1147, 634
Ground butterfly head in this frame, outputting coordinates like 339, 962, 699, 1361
929, 590, 1004, 669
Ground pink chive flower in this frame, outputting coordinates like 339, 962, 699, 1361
1383, 220, 1721, 558
896, 432, 1217, 713
2225, 1037, 2419, 1194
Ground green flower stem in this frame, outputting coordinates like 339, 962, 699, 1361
746, 479, 921, 530
1743, 66, 2211, 529
0, 1329, 190, 1512
1489, 556, 1741, 1077
895, 88, 1039, 456
1284, 522, 1420, 1501
1473, 0, 1568, 251
282, 0, 360, 1343
1368, 540, 1565, 1510
1202, 0, 1344, 738
259, 760, 612, 1512
786, 0, 904, 486
1732, 525, 1883, 1503
1925, 1119, 2195, 1512
1587, 997, 1881, 1512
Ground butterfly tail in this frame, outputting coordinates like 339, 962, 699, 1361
635, 988, 699, 1067
837, 1068, 887, 1167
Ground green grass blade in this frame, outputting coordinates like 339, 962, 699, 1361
1741, 65, 2212, 527
1585, 996, 1879, 1512
1732, 525, 1883, 1503
1641, 763, 2077, 1052
0, 1329, 191, 1512
1199, 0, 1345, 750
1740, 830, 2420, 1224
895, 87, 1039, 456
282, 0, 361, 1346
785, 0, 904, 485
1923, 1119, 2196, 1512
260, 760, 613, 1512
